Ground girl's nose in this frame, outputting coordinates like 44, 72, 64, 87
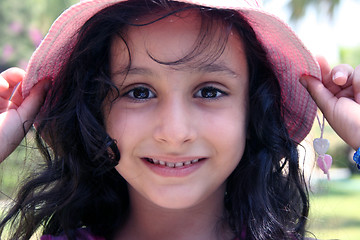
153, 98, 197, 146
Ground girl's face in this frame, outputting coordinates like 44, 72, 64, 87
104, 11, 248, 210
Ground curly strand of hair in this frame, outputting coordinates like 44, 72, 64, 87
225, 12, 309, 239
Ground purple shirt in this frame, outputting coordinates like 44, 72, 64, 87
40, 228, 105, 240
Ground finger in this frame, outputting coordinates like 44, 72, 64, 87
0, 75, 10, 90
335, 86, 354, 99
353, 65, 360, 103
17, 79, 50, 131
316, 56, 342, 94
316, 56, 331, 81
8, 81, 23, 108
300, 75, 336, 122
0, 67, 25, 87
331, 64, 354, 86
0, 68, 25, 99
0, 75, 12, 99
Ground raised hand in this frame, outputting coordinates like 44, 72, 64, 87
300, 56, 360, 150
0, 68, 49, 162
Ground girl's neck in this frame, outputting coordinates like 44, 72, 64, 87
115, 184, 234, 240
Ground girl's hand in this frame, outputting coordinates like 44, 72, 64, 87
300, 56, 360, 150
0, 68, 49, 162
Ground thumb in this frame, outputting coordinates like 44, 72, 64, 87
300, 75, 337, 122
17, 79, 50, 131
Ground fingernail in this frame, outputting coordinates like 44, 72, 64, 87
299, 77, 307, 88
332, 71, 346, 81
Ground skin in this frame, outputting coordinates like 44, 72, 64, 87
0, 68, 49, 162
300, 56, 360, 150
0, 10, 360, 240
105, 12, 247, 239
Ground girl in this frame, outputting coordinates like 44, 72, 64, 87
1, 0, 360, 239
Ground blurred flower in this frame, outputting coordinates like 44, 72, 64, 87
9, 21, 23, 34
2, 44, 14, 61
29, 28, 43, 47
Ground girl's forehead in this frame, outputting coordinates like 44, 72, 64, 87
127, 10, 203, 43
132, 8, 202, 26
111, 9, 244, 70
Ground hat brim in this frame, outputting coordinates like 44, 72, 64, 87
23, 0, 320, 143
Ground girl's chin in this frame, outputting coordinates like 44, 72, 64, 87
130, 183, 227, 211
142, 191, 208, 210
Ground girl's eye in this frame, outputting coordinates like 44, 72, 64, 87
124, 86, 156, 100
194, 86, 227, 99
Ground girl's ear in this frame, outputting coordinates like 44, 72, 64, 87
106, 136, 121, 162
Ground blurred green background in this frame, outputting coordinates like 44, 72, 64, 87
0, 0, 78, 70
1, 0, 360, 239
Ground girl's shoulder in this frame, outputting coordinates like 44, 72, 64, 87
40, 228, 105, 240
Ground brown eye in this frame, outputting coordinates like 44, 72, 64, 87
126, 87, 155, 100
194, 87, 226, 99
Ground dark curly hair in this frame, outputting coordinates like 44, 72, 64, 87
0, 1, 309, 239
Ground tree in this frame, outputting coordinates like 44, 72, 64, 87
287, 0, 341, 21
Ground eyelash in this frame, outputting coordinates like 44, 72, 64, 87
122, 85, 228, 101
194, 86, 228, 99
123, 86, 156, 101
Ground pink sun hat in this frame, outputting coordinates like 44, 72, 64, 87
23, 0, 321, 143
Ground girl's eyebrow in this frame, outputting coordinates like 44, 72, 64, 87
127, 67, 154, 76
112, 67, 154, 78
119, 63, 240, 77
196, 63, 239, 77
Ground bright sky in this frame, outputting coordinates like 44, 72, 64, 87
264, 0, 360, 65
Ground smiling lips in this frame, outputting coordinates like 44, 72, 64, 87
144, 157, 205, 168
142, 157, 206, 177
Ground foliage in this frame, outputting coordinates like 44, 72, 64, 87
0, 131, 40, 200
0, 0, 77, 69
287, 0, 341, 21
340, 46, 360, 68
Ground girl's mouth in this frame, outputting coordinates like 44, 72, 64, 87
144, 158, 205, 168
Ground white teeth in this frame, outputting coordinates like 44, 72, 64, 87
175, 162, 184, 167
148, 158, 201, 168
166, 162, 175, 168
